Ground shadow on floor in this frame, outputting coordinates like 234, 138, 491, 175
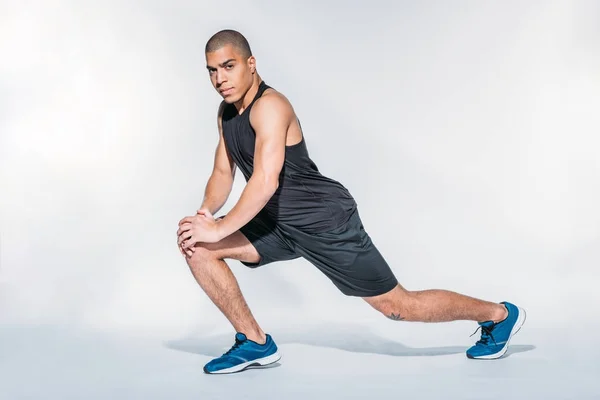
164, 322, 535, 358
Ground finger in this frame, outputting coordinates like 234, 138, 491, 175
178, 240, 192, 256
178, 243, 186, 257
183, 237, 197, 249
178, 216, 195, 226
178, 230, 193, 245
197, 211, 214, 220
195, 209, 212, 218
177, 223, 192, 236
179, 218, 193, 226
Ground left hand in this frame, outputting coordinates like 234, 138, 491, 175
177, 211, 222, 248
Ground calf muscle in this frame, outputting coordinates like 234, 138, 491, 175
183, 231, 265, 343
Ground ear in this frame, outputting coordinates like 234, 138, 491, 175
248, 56, 256, 74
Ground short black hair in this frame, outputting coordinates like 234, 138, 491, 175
205, 29, 252, 59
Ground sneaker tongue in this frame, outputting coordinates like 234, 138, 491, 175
479, 320, 495, 328
235, 332, 247, 342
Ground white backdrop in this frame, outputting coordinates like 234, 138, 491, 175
1, 0, 599, 350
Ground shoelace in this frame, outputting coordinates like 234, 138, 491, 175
470, 324, 497, 346
223, 339, 246, 356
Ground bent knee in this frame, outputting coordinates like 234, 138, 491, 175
188, 243, 220, 263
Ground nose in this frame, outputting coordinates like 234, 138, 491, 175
215, 70, 226, 86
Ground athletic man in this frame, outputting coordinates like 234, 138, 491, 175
176, 29, 526, 374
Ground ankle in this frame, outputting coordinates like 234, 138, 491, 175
492, 304, 508, 323
244, 330, 267, 345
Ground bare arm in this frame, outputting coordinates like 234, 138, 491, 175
200, 101, 236, 215
216, 93, 291, 238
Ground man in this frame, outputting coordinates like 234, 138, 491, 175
176, 29, 526, 375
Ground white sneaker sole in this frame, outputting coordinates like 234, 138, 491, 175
470, 306, 527, 360
204, 352, 282, 374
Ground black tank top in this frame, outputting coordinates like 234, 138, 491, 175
221, 81, 357, 233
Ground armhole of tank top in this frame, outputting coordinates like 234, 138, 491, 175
253, 83, 269, 107
286, 117, 305, 148
297, 117, 304, 139
248, 84, 304, 148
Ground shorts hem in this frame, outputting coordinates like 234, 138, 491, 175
340, 277, 399, 297
238, 227, 273, 269
240, 256, 271, 268
238, 221, 297, 268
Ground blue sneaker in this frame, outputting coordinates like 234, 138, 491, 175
466, 301, 526, 359
203, 332, 281, 374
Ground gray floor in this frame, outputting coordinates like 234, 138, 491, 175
2, 316, 597, 399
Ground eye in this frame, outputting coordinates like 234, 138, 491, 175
225, 64, 234, 69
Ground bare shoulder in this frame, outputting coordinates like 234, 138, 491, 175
250, 88, 295, 126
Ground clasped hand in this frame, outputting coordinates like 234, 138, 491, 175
177, 209, 222, 257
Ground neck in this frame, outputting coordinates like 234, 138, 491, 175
234, 74, 262, 114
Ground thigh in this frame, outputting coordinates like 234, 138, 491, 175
292, 208, 398, 297
196, 229, 262, 265
214, 211, 299, 268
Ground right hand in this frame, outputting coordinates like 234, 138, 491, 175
177, 208, 215, 257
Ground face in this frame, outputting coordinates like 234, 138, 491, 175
206, 44, 256, 104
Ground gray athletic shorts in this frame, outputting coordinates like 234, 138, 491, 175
232, 207, 398, 297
